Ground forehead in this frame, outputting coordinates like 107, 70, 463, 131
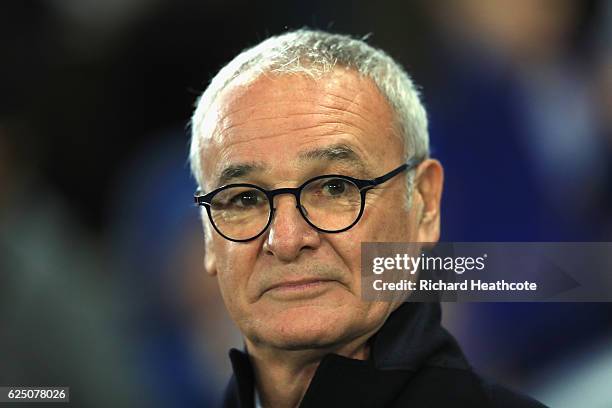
199, 68, 404, 185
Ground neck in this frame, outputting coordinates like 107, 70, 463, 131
245, 335, 371, 408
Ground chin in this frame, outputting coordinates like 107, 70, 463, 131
254, 304, 355, 350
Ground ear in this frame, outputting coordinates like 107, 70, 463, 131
204, 239, 217, 276
201, 211, 218, 276
415, 159, 444, 243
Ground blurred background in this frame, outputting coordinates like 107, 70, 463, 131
1, 0, 611, 406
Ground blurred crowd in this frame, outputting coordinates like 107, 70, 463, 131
1, 0, 611, 407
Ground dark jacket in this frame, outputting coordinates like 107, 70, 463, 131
222, 302, 547, 407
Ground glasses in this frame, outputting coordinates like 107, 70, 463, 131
194, 159, 421, 242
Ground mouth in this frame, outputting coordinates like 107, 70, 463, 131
264, 278, 339, 299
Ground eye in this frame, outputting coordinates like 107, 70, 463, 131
322, 179, 347, 196
230, 190, 265, 208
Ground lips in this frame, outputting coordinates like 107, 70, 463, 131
265, 278, 337, 293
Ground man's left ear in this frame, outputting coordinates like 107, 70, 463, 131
414, 159, 444, 243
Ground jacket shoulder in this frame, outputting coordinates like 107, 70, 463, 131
481, 378, 548, 408
389, 366, 548, 408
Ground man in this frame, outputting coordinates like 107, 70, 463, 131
189, 29, 545, 408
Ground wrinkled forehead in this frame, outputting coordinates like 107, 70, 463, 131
197, 69, 404, 189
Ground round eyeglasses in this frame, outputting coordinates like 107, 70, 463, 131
194, 159, 421, 242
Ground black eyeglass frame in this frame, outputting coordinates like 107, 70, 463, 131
194, 158, 422, 242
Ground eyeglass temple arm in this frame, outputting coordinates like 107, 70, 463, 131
369, 158, 421, 187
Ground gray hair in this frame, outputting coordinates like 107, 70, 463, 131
189, 29, 429, 205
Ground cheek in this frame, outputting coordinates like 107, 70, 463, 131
360, 206, 414, 242
213, 241, 259, 313
329, 206, 414, 276
329, 235, 362, 282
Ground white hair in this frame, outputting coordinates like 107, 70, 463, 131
189, 29, 430, 205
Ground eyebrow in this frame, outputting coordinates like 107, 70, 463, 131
297, 144, 366, 172
216, 162, 266, 187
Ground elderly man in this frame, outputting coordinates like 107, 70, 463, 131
190, 30, 544, 408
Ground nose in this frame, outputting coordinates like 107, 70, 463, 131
263, 194, 321, 262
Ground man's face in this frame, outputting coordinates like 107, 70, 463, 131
197, 68, 442, 350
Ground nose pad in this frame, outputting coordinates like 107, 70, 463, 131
268, 195, 310, 229
298, 204, 308, 217
267, 193, 313, 232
